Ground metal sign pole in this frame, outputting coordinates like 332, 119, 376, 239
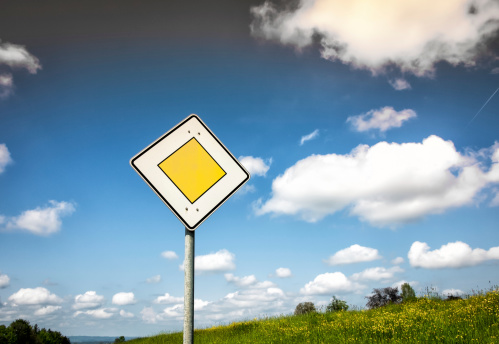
183, 227, 195, 344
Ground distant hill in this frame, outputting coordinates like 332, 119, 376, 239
69, 336, 136, 343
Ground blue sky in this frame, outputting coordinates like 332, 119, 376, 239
1, 0, 498, 337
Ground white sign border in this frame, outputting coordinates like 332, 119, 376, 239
130, 114, 250, 230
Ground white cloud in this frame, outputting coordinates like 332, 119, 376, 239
391, 257, 405, 265
153, 293, 183, 304
389, 78, 412, 91
0, 144, 13, 174
225, 273, 258, 287
325, 244, 382, 265
74, 308, 115, 319
347, 107, 417, 133
491, 67, 499, 75
73, 291, 104, 310
239, 156, 271, 177
442, 289, 464, 296
351, 266, 404, 281
0, 41, 41, 73
120, 309, 134, 318
490, 189, 499, 207
141, 307, 159, 324
34, 305, 61, 316
0, 74, 13, 99
146, 275, 161, 284
0, 41, 41, 99
8, 287, 62, 305
300, 129, 319, 145
256, 136, 499, 227
0, 273, 10, 289
275, 267, 292, 278
161, 251, 178, 260
238, 184, 256, 195
180, 249, 236, 273
251, 0, 499, 77
5, 200, 76, 235
112, 292, 136, 305
409, 241, 499, 269
300, 272, 365, 295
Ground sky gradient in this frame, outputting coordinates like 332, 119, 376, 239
1, 0, 498, 337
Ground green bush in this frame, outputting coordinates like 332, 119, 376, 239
401, 283, 416, 302
294, 302, 316, 315
326, 296, 349, 312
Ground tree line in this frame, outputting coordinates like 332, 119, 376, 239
295, 282, 426, 315
0, 319, 70, 344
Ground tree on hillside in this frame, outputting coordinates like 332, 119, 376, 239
366, 287, 402, 309
114, 336, 126, 343
326, 296, 349, 313
0, 319, 70, 344
401, 283, 416, 302
9, 319, 36, 344
294, 302, 316, 315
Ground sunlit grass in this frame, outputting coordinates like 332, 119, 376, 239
128, 289, 499, 343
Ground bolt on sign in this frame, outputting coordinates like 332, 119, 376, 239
130, 114, 250, 230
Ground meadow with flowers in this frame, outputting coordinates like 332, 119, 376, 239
128, 288, 499, 343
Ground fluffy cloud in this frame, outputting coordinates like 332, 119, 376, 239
5, 200, 76, 235
239, 156, 272, 177
256, 136, 499, 226
250, 0, 499, 77
0, 273, 10, 289
73, 291, 105, 310
300, 272, 365, 295
74, 308, 115, 319
325, 244, 382, 265
161, 251, 178, 260
0, 144, 12, 174
153, 293, 183, 305
347, 107, 417, 133
112, 292, 136, 306
180, 249, 236, 273
300, 129, 319, 146
409, 241, 499, 269
391, 257, 405, 265
389, 78, 412, 91
275, 267, 292, 278
225, 273, 258, 287
146, 275, 161, 284
0, 41, 41, 99
34, 306, 61, 316
351, 266, 404, 281
119, 310, 134, 318
8, 287, 62, 305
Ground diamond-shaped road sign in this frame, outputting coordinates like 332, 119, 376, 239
130, 114, 250, 230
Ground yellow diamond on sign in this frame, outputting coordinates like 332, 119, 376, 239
158, 138, 226, 203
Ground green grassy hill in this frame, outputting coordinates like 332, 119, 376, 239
129, 290, 499, 343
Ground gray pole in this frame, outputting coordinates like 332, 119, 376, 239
183, 228, 195, 344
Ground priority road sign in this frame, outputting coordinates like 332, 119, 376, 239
130, 114, 250, 230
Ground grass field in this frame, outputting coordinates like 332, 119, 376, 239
128, 290, 499, 343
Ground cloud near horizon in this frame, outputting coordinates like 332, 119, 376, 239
408, 241, 499, 268
325, 244, 382, 265
250, 0, 499, 78
255, 136, 499, 227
